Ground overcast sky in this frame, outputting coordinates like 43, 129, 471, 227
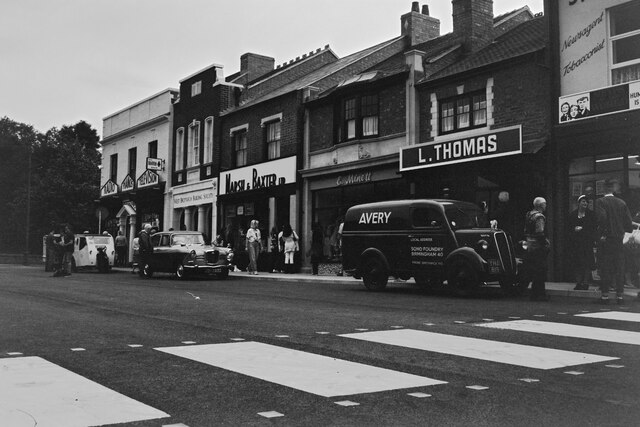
1, 0, 543, 137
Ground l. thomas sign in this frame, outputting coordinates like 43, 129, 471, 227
400, 126, 522, 171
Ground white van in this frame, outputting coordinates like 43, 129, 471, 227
72, 234, 115, 271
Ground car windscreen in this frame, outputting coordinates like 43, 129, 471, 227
171, 234, 205, 246
444, 205, 482, 230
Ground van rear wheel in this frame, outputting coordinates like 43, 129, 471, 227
447, 258, 479, 297
361, 256, 388, 291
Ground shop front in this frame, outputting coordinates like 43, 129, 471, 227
170, 178, 218, 241
217, 156, 298, 268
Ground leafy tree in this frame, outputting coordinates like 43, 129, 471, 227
0, 117, 101, 254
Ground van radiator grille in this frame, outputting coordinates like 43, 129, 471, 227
494, 232, 514, 272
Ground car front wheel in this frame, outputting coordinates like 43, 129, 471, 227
175, 264, 187, 280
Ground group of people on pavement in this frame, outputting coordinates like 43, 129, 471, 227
45, 224, 75, 277
520, 179, 637, 304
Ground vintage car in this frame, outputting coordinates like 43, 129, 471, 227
142, 231, 233, 279
71, 233, 115, 272
341, 199, 522, 295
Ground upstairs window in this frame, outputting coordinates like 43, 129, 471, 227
128, 147, 137, 178
266, 120, 281, 160
191, 81, 202, 97
110, 153, 118, 182
439, 91, 487, 135
233, 130, 248, 167
148, 140, 157, 159
188, 121, 200, 168
175, 128, 185, 171
203, 117, 214, 164
610, 1, 640, 85
338, 94, 379, 142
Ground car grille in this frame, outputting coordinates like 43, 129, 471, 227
494, 231, 515, 273
206, 250, 220, 263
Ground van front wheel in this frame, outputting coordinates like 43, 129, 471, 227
361, 256, 388, 291
447, 258, 479, 297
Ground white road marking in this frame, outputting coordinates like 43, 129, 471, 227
316, 331, 331, 335
482, 319, 494, 322
230, 338, 245, 341
181, 341, 196, 345
575, 311, 640, 323
466, 385, 489, 390
70, 348, 85, 352
128, 344, 143, 348
339, 329, 617, 370
275, 335, 290, 338
0, 356, 168, 427
519, 378, 540, 383
155, 342, 446, 397
454, 321, 466, 324
564, 371, 584, 375
606, 364, 625, 368
476, 319, 640, 345
334, 400, 360, 406
6, 352, 22, 356
408, 392, 431, 398
257, 411, 284, 418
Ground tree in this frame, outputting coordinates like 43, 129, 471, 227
0, 117, 101, 255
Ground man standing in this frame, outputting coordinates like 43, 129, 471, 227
115, 230, 128, 267
60, 224, 75, 276
595, 180, 633, 304
138, 223, 153, 277
524, 197, 550, 301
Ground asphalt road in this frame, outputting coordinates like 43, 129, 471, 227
1, 264, 639, 427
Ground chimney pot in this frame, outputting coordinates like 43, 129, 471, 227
412, 1, 419, 12
422, 5, 429, 15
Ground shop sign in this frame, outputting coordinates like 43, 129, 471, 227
336, 172, 372, 186
219, 156, 297, 195
146, 157, 164, 171
400, 126, 522, 171
558, 0, 629, 96
100, 180, 118, 197
137, 169, 159, 189
559, 81, 640, 123
173, 187, 216, 208
121, 175, 135, 192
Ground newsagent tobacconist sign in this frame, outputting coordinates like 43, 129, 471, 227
399, 126, 522, 172
219, 156, 297, 196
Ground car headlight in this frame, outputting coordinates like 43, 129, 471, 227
189, 250, 197, 260
227, 251, 234, 262
520, 240, 528, 250
477, 239, 489, 251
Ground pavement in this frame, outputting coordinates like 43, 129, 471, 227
226, 270, 640, 300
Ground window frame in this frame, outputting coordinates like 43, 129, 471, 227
128, 147, 137, 179
203, 117, 214, 164
175, 127, 185, 171
265, 120, 281, 160
438, 90, 487, 136
337, 93, 380, 143
609, 1, 640, 85
110, 153, 118, 183
187, 121, 201, 168
233, 129, 248, 167
148, 140, 158, 159
191, 81, 202, 97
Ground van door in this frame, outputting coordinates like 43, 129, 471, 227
409, 207, 456, 273
76, 236, 90, 267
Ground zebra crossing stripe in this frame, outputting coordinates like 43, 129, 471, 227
0, 356, 169, 426
155, 342, 446, 397
574, 311, 640, 323
339, 329, 617, 369
476, 319, 640, 345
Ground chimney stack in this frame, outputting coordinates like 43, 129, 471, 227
452, 0, 494, 52
401, 2, 440, 47
240, 53, 275, 82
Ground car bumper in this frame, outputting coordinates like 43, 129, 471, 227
183, 264, 230, 274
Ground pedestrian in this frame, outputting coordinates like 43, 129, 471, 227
490, 191, 516, 238
567, 195, 597, 290
524, 197, 550, 301
59, 224, 75, 277
269, 227, 282, 273
595, 180, 633, 304
213, 234, 225, 247
138, 223, 154, 277
308, 223, 324, 275
45, 229, 57, 272
279, 223, 299, 274
245, 219, 262, 275
624, 210, 640, 288
115, 230, 128, 267
131, 236, 140, 274
476, 201, 490, 228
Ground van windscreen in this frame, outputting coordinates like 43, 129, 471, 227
445, 205, 481, 229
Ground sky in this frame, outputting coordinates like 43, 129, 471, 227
1, 0, 543, 138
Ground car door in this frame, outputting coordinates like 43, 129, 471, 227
149, 233, 164, 271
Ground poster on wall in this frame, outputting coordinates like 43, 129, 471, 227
558, 81, 639, 123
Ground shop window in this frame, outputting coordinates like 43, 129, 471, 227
610, 1, 640, 84
188, 121, 200, 168
110, 153, 117, 183
233, 130, 248, 167
266, 120, 281, 160
175, 128, 185, 171
203, 117, 214, 164
439, 91, 487, 135
337, 94, 379, 142
128, 147, 137, 179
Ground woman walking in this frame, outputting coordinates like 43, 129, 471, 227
279, 223, 299, 274
568, 194, 597, 290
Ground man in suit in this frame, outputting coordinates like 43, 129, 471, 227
595, 180, 633, 304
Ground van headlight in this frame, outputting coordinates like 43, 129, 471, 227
189, 250, 197, 260
477, 239, 489, 251
227, 251, 234, 262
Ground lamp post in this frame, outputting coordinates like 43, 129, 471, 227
23, 145, 32, 265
